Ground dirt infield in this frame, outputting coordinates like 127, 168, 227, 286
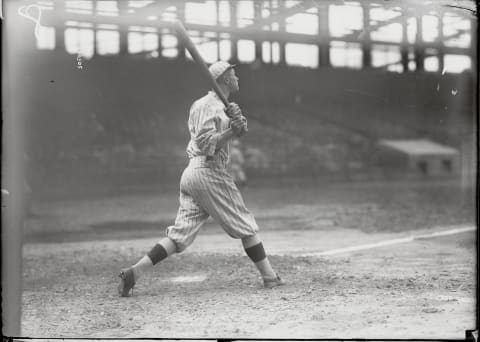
22, 228, 475, 339
21, 180, 476, 339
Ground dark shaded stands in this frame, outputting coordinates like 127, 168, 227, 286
16, 51, 474, 194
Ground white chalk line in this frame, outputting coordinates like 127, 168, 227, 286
170, 275, 207, 283
299, 225, 476, 257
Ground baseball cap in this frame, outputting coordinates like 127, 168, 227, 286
209, 61, 235, 80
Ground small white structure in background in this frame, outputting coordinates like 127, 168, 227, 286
377, 139, 460, 177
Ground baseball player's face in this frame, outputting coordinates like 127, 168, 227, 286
226, 69, 239, 93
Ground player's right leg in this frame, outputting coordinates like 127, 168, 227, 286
118, 189, 208, 297
242, 234, 286, 288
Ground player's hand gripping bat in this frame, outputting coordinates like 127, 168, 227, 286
174, 20, 247, 134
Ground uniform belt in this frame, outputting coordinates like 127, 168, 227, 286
189, 155, 225, 168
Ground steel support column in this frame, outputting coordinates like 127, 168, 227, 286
401, 6, 409, 71
414, 13, 424, 71
118, 1, 129, 55
254, 1, 263, 62
230, 1, 238, 63
362, 2, 371, 68
55, 0, 65, 51
176, 1, 186, 59
318, 2, 330, 67
438, 10, 445, 72
278, 0, 286, 65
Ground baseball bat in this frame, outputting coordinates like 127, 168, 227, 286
174, 20, 239, 118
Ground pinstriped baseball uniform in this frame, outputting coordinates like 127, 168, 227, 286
166, 91, 258, 252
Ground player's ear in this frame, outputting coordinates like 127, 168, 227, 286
220, 74, 229, 85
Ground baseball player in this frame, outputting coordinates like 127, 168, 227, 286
118, 61, 285, 297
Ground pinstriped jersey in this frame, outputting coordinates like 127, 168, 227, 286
186, 91, 230, 164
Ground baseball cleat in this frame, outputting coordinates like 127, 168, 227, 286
263, 274, 286, 289
118, 267, 135, 297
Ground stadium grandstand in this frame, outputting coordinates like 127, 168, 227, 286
5, 0, 477, 194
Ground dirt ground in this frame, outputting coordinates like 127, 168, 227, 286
20, 180, 476, 339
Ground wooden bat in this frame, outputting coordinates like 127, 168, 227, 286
174, 20, 246, 129
174, 20, 230, 108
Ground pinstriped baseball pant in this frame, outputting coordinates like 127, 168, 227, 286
166, 156, 259, 252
